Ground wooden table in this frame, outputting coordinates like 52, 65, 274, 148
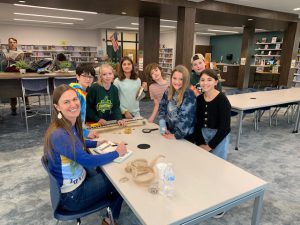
227, 88, 300, 150
0, 72, 76, 98
94, 123, 267, 225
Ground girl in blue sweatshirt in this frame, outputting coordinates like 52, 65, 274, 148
44, 84, 127, 224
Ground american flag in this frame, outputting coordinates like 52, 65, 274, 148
110, 32, 119, 52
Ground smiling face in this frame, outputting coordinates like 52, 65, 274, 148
150, 67, 163, 82
199, 73, 218, 93
54, 89, 80, 125
101, 67, 114, 85
122, 59, 133, 76
171, 71, 183, 91
76, 73, 94, 89
192, 59, 206, 74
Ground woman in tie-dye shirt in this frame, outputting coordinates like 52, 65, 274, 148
158, 65, 196, 139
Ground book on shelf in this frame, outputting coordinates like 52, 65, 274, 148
261, 37, 267, 43
275, 43, 281, 49
271, 36, 277, 43
256, 66, 264, 72
264, 44, 269, 49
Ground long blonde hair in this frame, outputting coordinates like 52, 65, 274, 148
44, 84, 86, 160
97, 63, 114, 86
168, 65, 190, 107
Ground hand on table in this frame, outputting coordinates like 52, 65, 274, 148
200, 144, 212, 151
87, 130, 99, 139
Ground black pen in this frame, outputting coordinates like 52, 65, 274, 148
111, 143, 128, 147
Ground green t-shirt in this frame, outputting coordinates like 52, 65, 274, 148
86, 83, 122, 122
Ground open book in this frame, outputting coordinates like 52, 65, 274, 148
91, 141, 133, 163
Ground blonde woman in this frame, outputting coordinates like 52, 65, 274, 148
157, 65, 196, 139
86, 64, 125, 126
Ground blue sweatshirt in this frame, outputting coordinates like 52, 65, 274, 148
158, 89, 196, 139
47, 126, 119, 193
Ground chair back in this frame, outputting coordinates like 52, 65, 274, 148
41, 155, 61, 215
21, 77, 50, 96
225, 89, 241, 96
54, 77, 77, 88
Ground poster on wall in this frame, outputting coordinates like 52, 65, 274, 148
223, 65, 227, 73
240, 58, 246, 65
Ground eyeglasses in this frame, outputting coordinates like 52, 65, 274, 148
81, 74, 94, 79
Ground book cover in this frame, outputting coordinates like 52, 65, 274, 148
91, 141, 133, 163
271, 36, 277, 43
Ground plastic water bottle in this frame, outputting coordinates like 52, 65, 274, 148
162, 163, 175, 197
159, 119, 166, 135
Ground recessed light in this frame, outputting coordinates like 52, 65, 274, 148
121, 12, 127, 15
131, 22, 139, 25
208, 29, 239, 34
115, 26, 138, 30
13, 4, 97, 14
18, 1, 26, 3
248, 18, 253, 21
14, 18, 74, 25
13, 13, 84, 21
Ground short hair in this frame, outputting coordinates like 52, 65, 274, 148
8, 37, 17, 43
199, 69, 219, 80
118, 56, 138, 81
144, 63, 165, 80
76, 63, 96, 77
56, 53, 67, 61
191, 53, 205, 64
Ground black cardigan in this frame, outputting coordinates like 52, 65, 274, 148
193, 92, 231, 149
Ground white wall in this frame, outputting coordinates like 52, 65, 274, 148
194, 35, 210, 46
0, 24, 99, 46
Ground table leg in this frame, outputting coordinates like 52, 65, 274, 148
292, 102, 300, 133
235, 110, 243, 150
251, 191, 264, 225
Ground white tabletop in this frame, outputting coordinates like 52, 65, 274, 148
227, 88, 300, 111
97, 124, 267, 225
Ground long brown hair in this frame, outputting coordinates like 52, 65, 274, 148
118, 56, 138, 81
44, 84, 86, 160
168, 65, 190, 107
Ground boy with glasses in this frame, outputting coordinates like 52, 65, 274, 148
69, 64, 98, 139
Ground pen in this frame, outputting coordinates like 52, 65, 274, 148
111, 143, 128, 147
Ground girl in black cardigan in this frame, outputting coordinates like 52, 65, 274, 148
192, 69, 231, 160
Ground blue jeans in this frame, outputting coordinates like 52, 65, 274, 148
201, 128, 230, 160
60, 169, 123, 219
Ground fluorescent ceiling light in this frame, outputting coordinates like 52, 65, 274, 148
19, 1, 26, 3
115, 26, 138, 30
13, 4, 97, 14
255, 29, 267, 31
14, 13, 84, 21
293, 8, 300, 11
160, 19, 177, 23
208, 29, 239, 34
196, 32, 216, 35
14, 18, 73, 25
160, 25, 176, 28
121, 12, 127, 15
130, 23, 175, 29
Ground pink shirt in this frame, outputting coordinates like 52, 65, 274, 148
149, 82, 169, 102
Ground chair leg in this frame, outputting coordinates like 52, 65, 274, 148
107, 207, 115, 225
76, 218, 81, 225
23, 96, 29, 133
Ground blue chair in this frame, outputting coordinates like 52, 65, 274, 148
53, 76, 77, 88
41, 156, 114, 225
21, 77, 52, 132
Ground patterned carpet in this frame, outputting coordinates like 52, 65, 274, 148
0, 99, 299, 225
